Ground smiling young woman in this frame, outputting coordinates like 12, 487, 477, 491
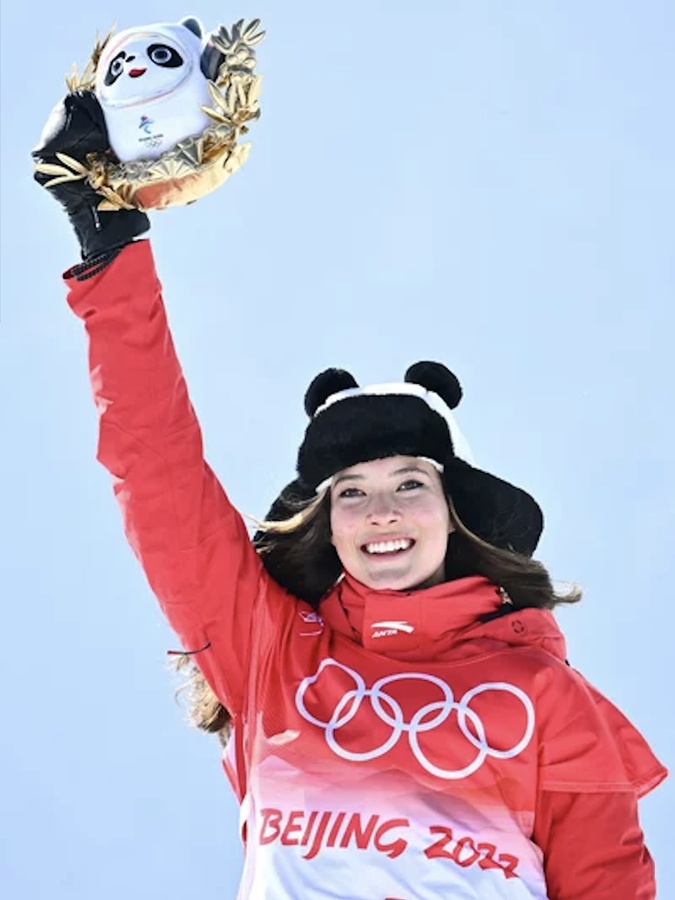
34, 84, 667, 900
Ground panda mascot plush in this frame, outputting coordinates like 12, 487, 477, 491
95, 17, 214, 164
37, 16, 264, 210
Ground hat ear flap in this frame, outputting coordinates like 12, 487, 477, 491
304, 368, 359, 417
405, 361, 463, 410
444, 458, 544, 556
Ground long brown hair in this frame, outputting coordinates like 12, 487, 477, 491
174, 487, 580, 740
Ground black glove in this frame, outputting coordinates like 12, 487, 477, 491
32, 90, 149, 261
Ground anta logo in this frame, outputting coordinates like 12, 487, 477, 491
370, 620, 414, 638
295, 658, 535, 780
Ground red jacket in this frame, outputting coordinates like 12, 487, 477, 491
65, 241, 667, 900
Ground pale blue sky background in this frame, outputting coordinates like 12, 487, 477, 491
1, 1, 673, 898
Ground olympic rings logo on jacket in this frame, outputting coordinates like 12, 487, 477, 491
295, 658, 535, 780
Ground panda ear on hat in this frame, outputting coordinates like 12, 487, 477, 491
404, 361, 463, 410
304, 369, 359, 417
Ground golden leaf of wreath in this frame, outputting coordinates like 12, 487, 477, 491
66, 27, 115, 92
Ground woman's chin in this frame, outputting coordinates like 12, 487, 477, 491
358, 566, 419, 592
356, 561, 445, 592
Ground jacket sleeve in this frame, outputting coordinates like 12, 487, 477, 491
532, 661, 666, 899
64, 240, 279, 715
533, 790, 656, 900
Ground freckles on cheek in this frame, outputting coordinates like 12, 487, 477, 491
331, 524, 350, 547
329, 513, 347, 549
330, 517, 357, 554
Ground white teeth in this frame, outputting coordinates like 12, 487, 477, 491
364, 539, 413, 555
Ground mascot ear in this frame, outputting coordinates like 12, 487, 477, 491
180, 17, 204, 39
200, 36, 222, 80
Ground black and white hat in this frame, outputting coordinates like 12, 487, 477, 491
275, 361, 543, 557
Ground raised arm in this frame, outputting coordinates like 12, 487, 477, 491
65, 241, 267, 713
33, 91, 273, 714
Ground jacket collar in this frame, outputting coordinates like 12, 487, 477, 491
320, 573, 505, 660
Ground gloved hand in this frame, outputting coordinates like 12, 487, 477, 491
32, 90, 149, 261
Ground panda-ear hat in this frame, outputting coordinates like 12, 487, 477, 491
288, 361, 543, 557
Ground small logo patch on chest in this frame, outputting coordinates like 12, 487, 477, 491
370, 620, 415, 638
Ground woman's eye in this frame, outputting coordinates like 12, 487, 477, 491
337, 487, 364, 499
398, 479, 424, 491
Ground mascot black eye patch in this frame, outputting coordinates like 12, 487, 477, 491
147, 44, 184, 68
104, 43, 184, 86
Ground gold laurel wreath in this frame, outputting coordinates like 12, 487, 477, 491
36, 19, 264, 211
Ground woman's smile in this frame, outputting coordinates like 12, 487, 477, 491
361, 536, 415, 556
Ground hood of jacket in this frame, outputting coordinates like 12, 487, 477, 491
319, 573, 568, 664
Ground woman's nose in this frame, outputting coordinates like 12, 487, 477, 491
366, 493, 400, 523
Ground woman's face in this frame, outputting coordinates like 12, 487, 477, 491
329, 455, 453, 591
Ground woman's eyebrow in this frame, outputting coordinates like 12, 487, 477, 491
332, 472, 365, 487
333, 464, 428, 487
390, 465, 428, 476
